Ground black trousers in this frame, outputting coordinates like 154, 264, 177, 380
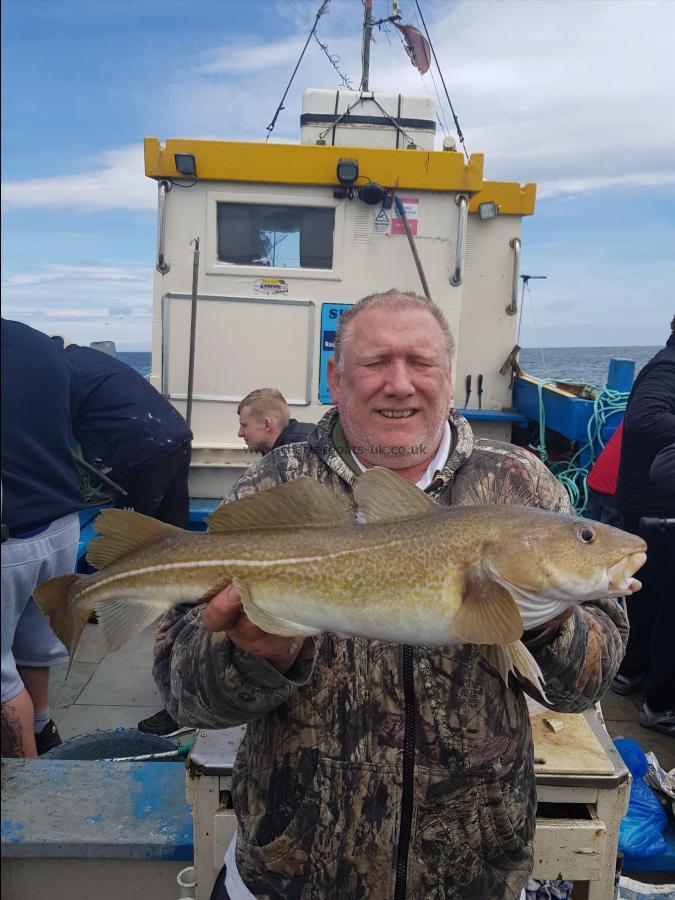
209, 862, 232, 900
114, 442, 191, 529
618, 513, 675, 711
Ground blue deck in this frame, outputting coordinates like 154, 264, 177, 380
512, 357, 635, 449
1, 758, 193, 861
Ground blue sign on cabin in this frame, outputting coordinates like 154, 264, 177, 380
319, 303, 352, 404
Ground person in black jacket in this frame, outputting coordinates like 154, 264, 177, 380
1, 320, 83, 757
612, 317, 675, 736
52, 338, 194, 737
237, 388, 315, 454
54, 339, 193, 528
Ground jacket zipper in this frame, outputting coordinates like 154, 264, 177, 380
394, 644, 416, 900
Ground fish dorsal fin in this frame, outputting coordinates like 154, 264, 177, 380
352, 467, 438, 525
87, 508, 181, 570
454, 566, 524, 645
206, 478, 352, 533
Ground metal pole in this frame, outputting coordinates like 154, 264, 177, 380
394, 196, 432, 302
185, 238, 200, 428
360, 1, 373, 91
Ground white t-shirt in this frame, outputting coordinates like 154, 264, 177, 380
223, 832, 256, 899
352, 421, 452, 491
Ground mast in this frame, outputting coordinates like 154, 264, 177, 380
360, 1, 373, 91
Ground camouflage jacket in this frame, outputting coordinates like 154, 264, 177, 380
154, 409, 628, 900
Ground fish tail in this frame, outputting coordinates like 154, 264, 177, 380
33, 574, 92, 674
506, 640, 549, 703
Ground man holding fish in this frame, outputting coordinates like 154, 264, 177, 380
36, 290, 645, 899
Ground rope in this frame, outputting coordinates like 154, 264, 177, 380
265, 0, 331, 141
413, 0, 469, 160
312, 30, 354, 89
528, 380, 630, 514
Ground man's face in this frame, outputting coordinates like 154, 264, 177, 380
238, 406, 273, 452
327, 306, 454, 470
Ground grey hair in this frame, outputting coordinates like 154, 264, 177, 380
333, 289, 455, 371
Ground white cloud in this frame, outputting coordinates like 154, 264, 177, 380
2, 263, 153, 344
1, 145, 154, 212
6, 264, 149, 286
197, 34, 307, 75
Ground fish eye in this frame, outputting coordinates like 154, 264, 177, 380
577, 526, 595, 544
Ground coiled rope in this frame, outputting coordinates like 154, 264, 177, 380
529, 381, 630, 514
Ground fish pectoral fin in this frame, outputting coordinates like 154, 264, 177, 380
480, 642, 548, 701
480, 645, 512, 685
506, 640, 548, 701
87, 509, 181, 570
94, 596, 172, 655
236, 580, 322, 638
207, 478, 352, 533
454, 568, 524, 644
352, 467, 439, 525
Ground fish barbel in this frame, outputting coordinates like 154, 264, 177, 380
34, 468, 646, 691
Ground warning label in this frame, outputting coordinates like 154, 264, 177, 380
391, 197, 419, 235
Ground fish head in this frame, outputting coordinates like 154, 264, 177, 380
482, 511, 647, 605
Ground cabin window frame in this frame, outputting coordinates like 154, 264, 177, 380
206, 189, 344, 281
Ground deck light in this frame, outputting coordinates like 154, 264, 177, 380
174, 153, 197, 177
336, 158, 359, 186
478, 201, 500, 220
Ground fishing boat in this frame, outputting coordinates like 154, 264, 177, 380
4, 3, 672, 899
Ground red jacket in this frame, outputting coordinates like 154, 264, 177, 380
587, 421, 624, 495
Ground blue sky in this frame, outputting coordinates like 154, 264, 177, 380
2, 0, 674, 349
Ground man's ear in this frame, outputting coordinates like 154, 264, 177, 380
445, 363, 454, 407
327, 356, 341, 402
264, 416, 274, 432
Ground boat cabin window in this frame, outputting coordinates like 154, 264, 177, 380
216, 202, 334, 269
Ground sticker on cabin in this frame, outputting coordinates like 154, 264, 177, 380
374, 208, 389, 234
391, 197, 419, 235
253, 278, 289, 296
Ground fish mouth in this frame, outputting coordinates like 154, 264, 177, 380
607, 551, 647, 595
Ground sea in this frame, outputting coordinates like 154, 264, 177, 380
119, 346, 659, 389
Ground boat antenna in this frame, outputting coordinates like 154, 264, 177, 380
413, 0, 469, 160
265, 0, 331, 141
360, 0, 374, 91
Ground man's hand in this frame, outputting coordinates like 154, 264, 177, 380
202, 582, 306, 674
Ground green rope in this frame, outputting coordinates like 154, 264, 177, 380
528, 380, 629, 515
79, 470, 114, 507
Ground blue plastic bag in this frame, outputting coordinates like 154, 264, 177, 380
614, 738, 668, 858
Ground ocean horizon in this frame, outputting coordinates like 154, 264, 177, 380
119, 345, 660, 388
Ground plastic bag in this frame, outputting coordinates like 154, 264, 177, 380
614, 738, 668, 858
618, 876, 675, 900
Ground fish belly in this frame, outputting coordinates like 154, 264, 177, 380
247, 577, 461, 646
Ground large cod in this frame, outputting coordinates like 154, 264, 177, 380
35, 468, 646, 692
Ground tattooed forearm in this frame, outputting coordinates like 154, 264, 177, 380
1, 703, 26, 757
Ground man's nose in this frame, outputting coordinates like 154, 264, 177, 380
384, 361, 415, 396
238, 427, 245, 438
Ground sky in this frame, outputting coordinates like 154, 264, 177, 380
2, 0, 674, 350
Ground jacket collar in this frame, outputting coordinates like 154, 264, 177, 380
308, 407, 474, 496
